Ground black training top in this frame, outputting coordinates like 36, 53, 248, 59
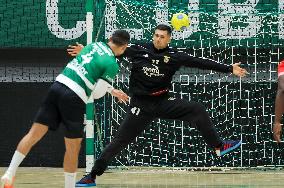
122, 42, 233, 96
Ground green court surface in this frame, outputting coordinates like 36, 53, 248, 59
1, 167, 284, 188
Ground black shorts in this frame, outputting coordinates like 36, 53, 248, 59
34, 82, 86, 138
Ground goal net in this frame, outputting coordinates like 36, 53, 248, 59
93, 0, 284, 168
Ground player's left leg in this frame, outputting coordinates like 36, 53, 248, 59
157, 97, 241, 156
57, 83, 86, 188
64, 137, 82, 188
76, 98, 156, 187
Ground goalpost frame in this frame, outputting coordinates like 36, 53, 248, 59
85, 0, 94, 174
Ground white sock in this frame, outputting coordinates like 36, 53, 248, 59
5, 151, 26, 176
64, 172, 76, 188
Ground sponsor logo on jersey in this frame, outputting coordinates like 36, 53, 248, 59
142, 65, 164, 77
68, 59, 88, 75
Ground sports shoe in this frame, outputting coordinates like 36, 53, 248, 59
215, 140, 242, 156
1, 172, 15, 188
75, 173, 96, 187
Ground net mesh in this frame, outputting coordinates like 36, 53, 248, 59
93, 0, 284, 168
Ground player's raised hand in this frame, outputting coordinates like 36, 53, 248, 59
232, 63, 249, 77
273, 122, 283, 143
67, 42, 84, 56
111, 89, 129, 104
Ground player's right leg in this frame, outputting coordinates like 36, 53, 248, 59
1, 82, 62, 188
76, 104, 155, 187
273, 61, 284, 143
157, 97, 241, 157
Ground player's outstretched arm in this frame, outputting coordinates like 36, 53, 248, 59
67, 43, 135, 58
67, 42, 84, 56
273, 75, 284, 143
111, 89, 129, 104
232, 63, 249, 77
175, 51, 248, 77
92, 79, 129, 104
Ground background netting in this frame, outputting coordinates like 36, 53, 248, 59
1, 0, 284, 168
93, 0, 284, 168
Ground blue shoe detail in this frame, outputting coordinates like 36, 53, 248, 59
216, 140, 242, 156
75, 173, 96, 187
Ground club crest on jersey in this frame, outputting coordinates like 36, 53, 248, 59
164, 56, 170, 63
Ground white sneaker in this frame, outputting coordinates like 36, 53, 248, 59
1, 172, 15, 188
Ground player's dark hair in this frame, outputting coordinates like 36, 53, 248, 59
111, 30, 130, 46
155, 24, 172, 35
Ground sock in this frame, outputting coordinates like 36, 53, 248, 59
6, 151, 26, 176
64, 172, 76, 188
91, 158, 107, 177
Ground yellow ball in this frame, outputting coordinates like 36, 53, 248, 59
170, 13, 190, 31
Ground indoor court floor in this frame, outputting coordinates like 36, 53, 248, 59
1, 167, 284, 188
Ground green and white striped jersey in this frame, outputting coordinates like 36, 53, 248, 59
56, 42, 119, 103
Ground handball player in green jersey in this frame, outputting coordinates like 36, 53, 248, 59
1, 30, 130, 188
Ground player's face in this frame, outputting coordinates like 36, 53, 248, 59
153, 29, 171, 50
114, 44, 128, 57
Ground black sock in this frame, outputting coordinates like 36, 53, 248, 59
91, 158, 108, 178
215, 142, 223, 148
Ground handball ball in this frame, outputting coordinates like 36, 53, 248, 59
170, 13, 190, 31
